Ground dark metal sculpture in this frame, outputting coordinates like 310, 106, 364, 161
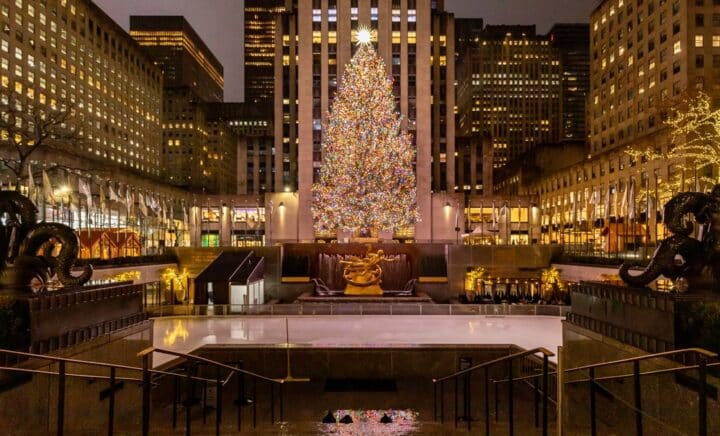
620, 184, 720, 289
0, 191, 92, 290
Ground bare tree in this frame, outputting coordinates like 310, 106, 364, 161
627, 91, 720, 198
0, 91, 84, 189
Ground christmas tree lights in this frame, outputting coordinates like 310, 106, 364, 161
312, 44, 418, 234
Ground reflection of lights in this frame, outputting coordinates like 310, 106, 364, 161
163, 320, 189, 346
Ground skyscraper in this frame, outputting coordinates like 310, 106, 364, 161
130, 16, 224, 103
457, 25, 562, 168
0, 0, 163, 177
131, 16, 235, 194
244, 0, 285, 104
549, 23, 590, 142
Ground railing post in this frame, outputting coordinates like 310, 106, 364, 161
57, 360, 66, 436
270, 381, 275, 423
508, 358, 514, 436
698, 357, 708, 436
494, 381, 499, 423
215, 367, 222, 436
202, 381, 208, 424
466, 372, 472, 432
142, 353, 150, 436
633, 360, 643, 436
556, 347, 564, 436
433, 382, 437, 421
484, 367, 490, 436
542, 354, 549, 436
108, 367, 116, 436
441, 380, 445, 424
534, 374, 539, 428
173, 376, 179, 429
236, 367, 244, 431
280, 382, 284, 422
252, 378, 257, 429
589, 367, 597, 436
185, 363, 193, 436
454, 377, 458, 428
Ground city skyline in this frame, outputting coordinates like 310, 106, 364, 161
95, 0, 596, 102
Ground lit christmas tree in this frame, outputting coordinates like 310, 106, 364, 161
312, 39, 418, 235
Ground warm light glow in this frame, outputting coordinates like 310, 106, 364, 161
163, 320, 189, 346
356, 27, 372, 45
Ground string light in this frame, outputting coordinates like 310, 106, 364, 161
312, 45, 419, 233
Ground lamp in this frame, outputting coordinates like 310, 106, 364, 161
279, 201, 285, 208
445, 201, 452, 208
339, 414, 353, 424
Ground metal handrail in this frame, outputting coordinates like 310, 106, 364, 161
563, 347, 718, 436
137, 346, 303, 436
0, 348, 217, 385
563, 348, 718, 375
138, 347, 283, 384
432, 347, 554, 435
145, 303, 572, 317
433, 347, 555, 383
0, 365, 143, 384
565, 361, 720, 386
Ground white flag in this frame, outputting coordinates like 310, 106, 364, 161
137, 192, 148, 216
108, 182, 119, 202
42, 170, 55, 206
491, 201, 498, 229
183, 205, 189, 229
27, 163, 35, 198
588, 189, 599, 221
99, 183, 106, 213
125, 187, 134, 215
604, 186, 611, 220
78, 178, 93, 212
500, 203, 509, 221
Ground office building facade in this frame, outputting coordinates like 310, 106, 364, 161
549, 23, 590, 142
130, 15, 224, 103
457, 25, 562, 169
275, 0, 454, 241
244, 0, 285, 104
0, 0, 163, 176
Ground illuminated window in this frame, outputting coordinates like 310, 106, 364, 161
674, 41, 682, 54
695, 35, 704, 47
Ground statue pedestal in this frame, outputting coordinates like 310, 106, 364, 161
351, 237, 379, 244
344, 283, 384, 296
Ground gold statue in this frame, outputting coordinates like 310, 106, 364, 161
341, 247, 392, 295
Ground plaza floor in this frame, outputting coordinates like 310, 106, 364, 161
152, 315, 563, 368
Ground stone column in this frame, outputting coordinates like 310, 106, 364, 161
297, 1, 315, 242
414, 0, 432, 242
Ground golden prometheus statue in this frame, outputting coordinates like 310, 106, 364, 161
341, 247, 392, 296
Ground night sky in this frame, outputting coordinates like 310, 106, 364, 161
96, 0, 598, 103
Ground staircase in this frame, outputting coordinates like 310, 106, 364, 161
0, 345, 718, 435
